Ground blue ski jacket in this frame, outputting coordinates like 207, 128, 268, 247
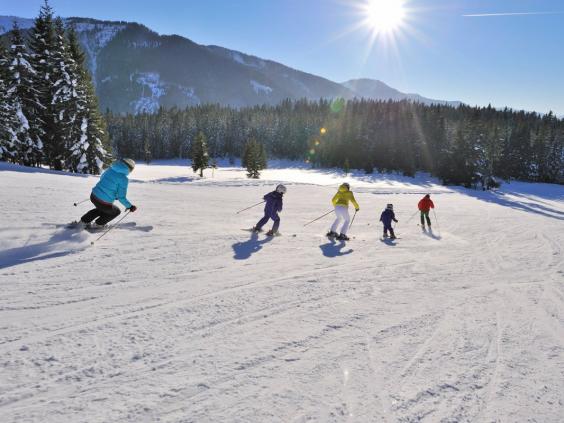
379, 209, 398, 228
264, 191, 283, 218
92, 161, 132, 208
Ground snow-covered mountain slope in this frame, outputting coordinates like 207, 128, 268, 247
0, 16, 34, 34
1, 161, 562, 422
0, 16, 460, 113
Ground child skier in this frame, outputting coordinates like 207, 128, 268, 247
74, 158, 138, 229
418, 194, 435, 229
253, 184, 286, 236
380, 203, 398, 239
327, 183, 359, 241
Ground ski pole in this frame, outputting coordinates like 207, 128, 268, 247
236, 200, 265, 214
303, 209, 334, 227
74, 198, 89, 207
433, 209, 441, 236
349, 210, 358, 230
90, 211, 131, 246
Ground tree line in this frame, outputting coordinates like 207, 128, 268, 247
0, 1, 109, 174
107, 98, 564, 185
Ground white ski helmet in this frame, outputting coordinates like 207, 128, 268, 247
122, 158, 136, 171
386, 203, 394, 210
276, 184, 287, 194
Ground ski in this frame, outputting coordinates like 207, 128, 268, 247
64, 222, 137, 231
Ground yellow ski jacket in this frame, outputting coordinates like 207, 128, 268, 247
332, 184, 359, 210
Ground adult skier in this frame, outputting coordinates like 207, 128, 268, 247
327, 183, 359, 241
418, 194, 435, 229
252, 184, 286, 236
74, 158, 138, 229
380, 203, 398, 239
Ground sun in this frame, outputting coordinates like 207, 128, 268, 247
363, 0, 406, 34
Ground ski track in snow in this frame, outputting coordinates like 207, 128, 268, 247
0, 162, 563, 422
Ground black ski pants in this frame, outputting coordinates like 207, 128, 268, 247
81, 194, 121, 225
255, 211, 280, 233
420, 210, 432, 226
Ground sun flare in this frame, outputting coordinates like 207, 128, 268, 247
363, 0, 406, 34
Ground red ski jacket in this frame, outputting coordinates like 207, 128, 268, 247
418, 197, 435, 212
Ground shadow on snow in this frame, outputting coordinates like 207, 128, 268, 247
0, 229, 87, 270
232, 232, 273, 260
319, 239, 353, 257
453, 186, 564, 221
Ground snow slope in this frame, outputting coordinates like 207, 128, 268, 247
0, 161, 563, 422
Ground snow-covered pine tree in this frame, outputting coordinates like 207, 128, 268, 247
66, 26, 109, 174
0, 42, 18, 161
28, 1, 55, 167
191, 131, 209, 177
7, 22, 44, 167
49, 17, 76, 170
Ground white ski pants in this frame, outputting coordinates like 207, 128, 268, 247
331, 206, 350, 235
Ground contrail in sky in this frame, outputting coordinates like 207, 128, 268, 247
464, 12, 563, 17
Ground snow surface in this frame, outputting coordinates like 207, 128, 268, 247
131, 72, 166, 114
0, 160, 563, 422
250, 80, 273, 95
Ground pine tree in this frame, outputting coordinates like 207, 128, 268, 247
66, 26, 109, 174
0, 42, 18, 161
49, 17, 76, 170
343, 158, 350, 175
191, 131, 209, 177
7, 22, 44, 166
243, 138, 266, 179
28, 0, 55, 166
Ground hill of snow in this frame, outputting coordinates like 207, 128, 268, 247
0, 161, 562, 422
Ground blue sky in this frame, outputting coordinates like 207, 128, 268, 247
2, 0, 564, 114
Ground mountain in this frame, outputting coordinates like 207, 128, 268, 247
342, 78, 461, 107
0, 16, 460, 114
0, 16, 34, 34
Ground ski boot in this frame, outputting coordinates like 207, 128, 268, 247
383, 232, 388, 238
266, 229, 278, 237
337, 233, 350, 241
251, 226, 263, 233
88, 222, 108, 231
326, 231, 338, 238
67, 220, 87, 229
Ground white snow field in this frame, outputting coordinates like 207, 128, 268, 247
1, 160, 563, 423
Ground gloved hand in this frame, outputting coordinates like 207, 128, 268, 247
128, 205, 137, 212
355, 208, 360, 212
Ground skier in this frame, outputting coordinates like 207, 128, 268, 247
327, 183, 359, 241
74, 158, 138, 229
418, 194, 435, 229
380, 203, 398, 239
252, 184, 286, 236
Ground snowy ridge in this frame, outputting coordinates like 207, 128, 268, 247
0, 17, 34, 34
0, 161, 563, 422
72, 22, 126, 84
231, 51, 266, 69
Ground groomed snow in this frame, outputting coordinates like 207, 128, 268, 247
0, 160, 563, 422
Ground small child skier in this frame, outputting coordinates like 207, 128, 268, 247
380, 203, 398, 239
253, 184, 287, 236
